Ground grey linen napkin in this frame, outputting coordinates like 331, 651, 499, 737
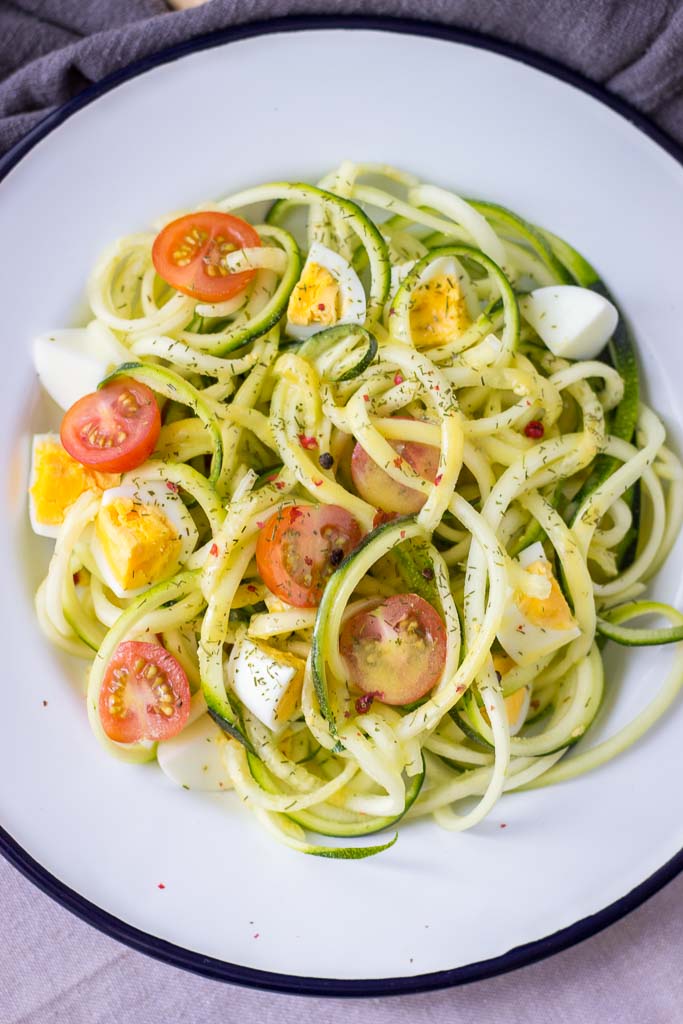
1, 0, 683, 158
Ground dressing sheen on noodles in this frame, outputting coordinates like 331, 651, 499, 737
30, 162, 683, 857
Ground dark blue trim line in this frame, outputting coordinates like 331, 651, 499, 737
1, 15, 682, 998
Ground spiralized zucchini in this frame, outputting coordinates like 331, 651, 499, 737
33, 162, 683, 857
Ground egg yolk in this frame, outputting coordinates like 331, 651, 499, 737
515, 560, 576, 631
96, 498, 182, 591
492, 652, 516, 677
409, 273, 470, 348
31, 440, 119, 527
288, 262, 339, 327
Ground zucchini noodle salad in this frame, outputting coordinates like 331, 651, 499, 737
28, 162, 683, 858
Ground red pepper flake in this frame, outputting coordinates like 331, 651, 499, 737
157, 883, 166, 889
434, 385, 440, 392
209, 543, 219, 557
393, 456, 403, 469
42, 700, 48, 707
363, 394, 370, 402
72, 571, 81, 585
313, 479, 323, 487
304, 556, 313, 566
499, 823, 507, 830
400, 530, 406, 540
290, 507, 304, 521
298, 434, 318, 450
434, 473, 443, 486
524, 420, 545, 439
275, 480, 286, 490
530, 699, 540, 710
317, 303, 326, 311
355, 692, 383, 715
266, 473, 278, 483
456, 685, 466, 694
393, 373, 404, 386
373, 510, 397, 528
166, 481, 179, 493
253, 932, 260, 939
389, 307, 396, 317
247, 584, 258, 594
256, 521, 265, 529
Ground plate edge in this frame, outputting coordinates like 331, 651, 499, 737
1, 12, 682, 998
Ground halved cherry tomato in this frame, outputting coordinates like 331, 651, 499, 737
61, 378, 160, 473
99, 640, 190, 743
340, 593, 447, 706
351, 424, 440, 515
256, 504, 362, 608
152, 211, 261, 302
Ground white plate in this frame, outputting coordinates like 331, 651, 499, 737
1, 19, 682, 996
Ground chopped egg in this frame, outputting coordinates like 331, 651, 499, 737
519, 285, 618, 360
496, 542, 580, 666
408, 256, 470, 348
92, 479, 198, 598
486, 653, 531, 736
228, 636, 304, 733
157, 713, 231, 792
286, 241, 366, 340
29, 433, 119, 538
32, 321, 129, 411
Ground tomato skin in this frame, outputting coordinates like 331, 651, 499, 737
152, 212, 261, 302
351, 429, 440, 515
61, 379, 161, 473
256, 504, 362, 608
340, 593, 447, 706
99, 641, 190, 743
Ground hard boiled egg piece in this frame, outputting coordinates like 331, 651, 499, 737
407, 256, 471, 348
496, 544, 580, 666
92, 479, 198, 598
32, 321, 129, 411
228, 637, 304, 733
286, 241, 366, 340
157, 712, 232, 792
489, 653, 531, 736
519, 285, 618, 360
29, 433, 119, 538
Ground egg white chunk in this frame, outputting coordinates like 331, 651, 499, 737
497, 546, 580, 666
286, 241, 366, 341
157, 713, 231, 792
92, 479, 198, 599
519, 286, 618, 360
228, 637, 304, 733
32, 321, 129, 411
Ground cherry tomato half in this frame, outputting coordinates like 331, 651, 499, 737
61, 378, 161, 473
152, 211, 261, 302
256, 504, 362, 608
99, 641, 191, 743
340, 593, 447, 706
351, 427, 440, 515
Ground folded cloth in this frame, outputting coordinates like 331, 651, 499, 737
0, 0, 682, 158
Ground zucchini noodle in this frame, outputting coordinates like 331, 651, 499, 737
29, 162, 683, 858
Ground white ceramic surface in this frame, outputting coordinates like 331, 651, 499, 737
1, 27, 682, 984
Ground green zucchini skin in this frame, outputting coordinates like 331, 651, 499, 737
597, 601, 683, 646
312, 516, 419, 736
295, 323, 378, 381
246, 751, 425, 838
468, 199, 574, 284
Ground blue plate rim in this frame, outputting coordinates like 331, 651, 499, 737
1, 13, 682, 998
